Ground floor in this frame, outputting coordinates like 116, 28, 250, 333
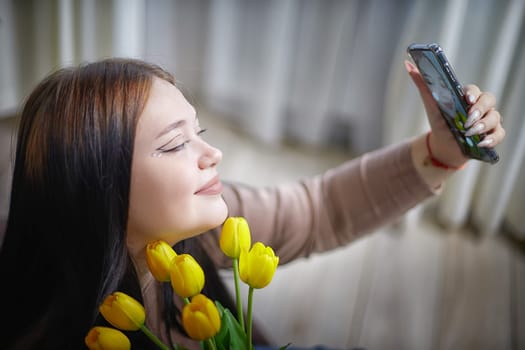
199, 109, 525, 350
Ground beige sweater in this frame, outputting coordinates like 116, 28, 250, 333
141, 140, 435, 349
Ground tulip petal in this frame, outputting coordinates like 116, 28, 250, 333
171, 254, 205, 298
237, 217, 252, 252
220, 217, 252, 258
85, 327, 131, 350
203, 298, 221, 333
99, 292, 145, 331
239, 242, 279, 289
182, 294, 221, 340
146, 240, 177, 282
193, 311, 214, 340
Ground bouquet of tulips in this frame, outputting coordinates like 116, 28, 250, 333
85, 217, 285, 350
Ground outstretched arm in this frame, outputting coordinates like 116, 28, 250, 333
201, 62, 506, 268
202, 140, 435, 268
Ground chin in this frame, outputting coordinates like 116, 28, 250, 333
208, 200, 229, 228
195, 199, 229, 233
162, 199, 229, 244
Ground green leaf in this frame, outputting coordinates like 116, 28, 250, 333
214, 301, 249, 350
213, 302, 229, 349
278, 344, 292, 350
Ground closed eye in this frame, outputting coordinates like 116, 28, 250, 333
158, 141, 189, 153
157, 129, 208, 153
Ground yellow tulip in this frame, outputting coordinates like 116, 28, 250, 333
182, 294, 221, 340
220, 217, 252, 259
170, 254, 205, 298
85, 327, 131, 350
146, 240, 177, 282
239, 242, 279, 289
99, 292, 145, 331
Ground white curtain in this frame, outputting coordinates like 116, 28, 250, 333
0, 0, 524, 237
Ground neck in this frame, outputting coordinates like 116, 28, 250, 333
127, 242, 153, 289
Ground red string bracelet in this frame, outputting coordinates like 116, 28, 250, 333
425, 132, 466, 170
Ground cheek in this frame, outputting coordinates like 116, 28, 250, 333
127, 160, 195, 238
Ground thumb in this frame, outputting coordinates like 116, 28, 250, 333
404, 60, 440, 119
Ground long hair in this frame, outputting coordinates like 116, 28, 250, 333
0, 58, 175, 349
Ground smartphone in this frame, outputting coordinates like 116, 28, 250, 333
407, 43, 499, 164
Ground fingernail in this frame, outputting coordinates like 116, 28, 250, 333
467, 94, 476, 104
477, 138, 493, 147
404, 60, 417, 74
464, 122, 485, 136
465, 109, 481, 128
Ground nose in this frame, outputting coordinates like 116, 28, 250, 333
198, 141, 222, 169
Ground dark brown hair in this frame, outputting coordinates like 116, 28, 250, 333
0, 58, 254, 349
0, 58, 176, 349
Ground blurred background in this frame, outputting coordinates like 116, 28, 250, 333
0, 0, 524, 349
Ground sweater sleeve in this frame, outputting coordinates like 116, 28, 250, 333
199, 140, 435, 267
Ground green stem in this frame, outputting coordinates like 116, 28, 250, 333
139, 324, 171, 350
184, 297, 191, 305
233, 258, 245, 330
247, 287, 254, 350
206, 338, 218, 350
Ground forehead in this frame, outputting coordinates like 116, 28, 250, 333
137, 78, 196, 136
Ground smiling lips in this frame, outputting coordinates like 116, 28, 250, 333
195, 175, 222, 195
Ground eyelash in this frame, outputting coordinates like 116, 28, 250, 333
158, 128, 208, 153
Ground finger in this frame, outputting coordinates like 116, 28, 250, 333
464, 109, 501, 137
465, 91, 497, 128
463, 84, 481, 105
477, 124, 506, 148
473, 91, 497, 111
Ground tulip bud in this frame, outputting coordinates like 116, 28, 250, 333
182, 294, 221, 340
85, 327, 131, 350
146, 240, 177, 282
239, 242, 279, 289
99, 292, 145, 331
220, 217, 252, 259
170, 254, 205, 298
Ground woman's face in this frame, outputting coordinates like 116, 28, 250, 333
127, 78, 228, 247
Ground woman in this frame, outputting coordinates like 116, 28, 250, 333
0, 58, 504, 349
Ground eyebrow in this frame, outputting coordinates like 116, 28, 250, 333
156, 120, 186, 139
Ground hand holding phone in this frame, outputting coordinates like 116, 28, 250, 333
407, 43, 499, 164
